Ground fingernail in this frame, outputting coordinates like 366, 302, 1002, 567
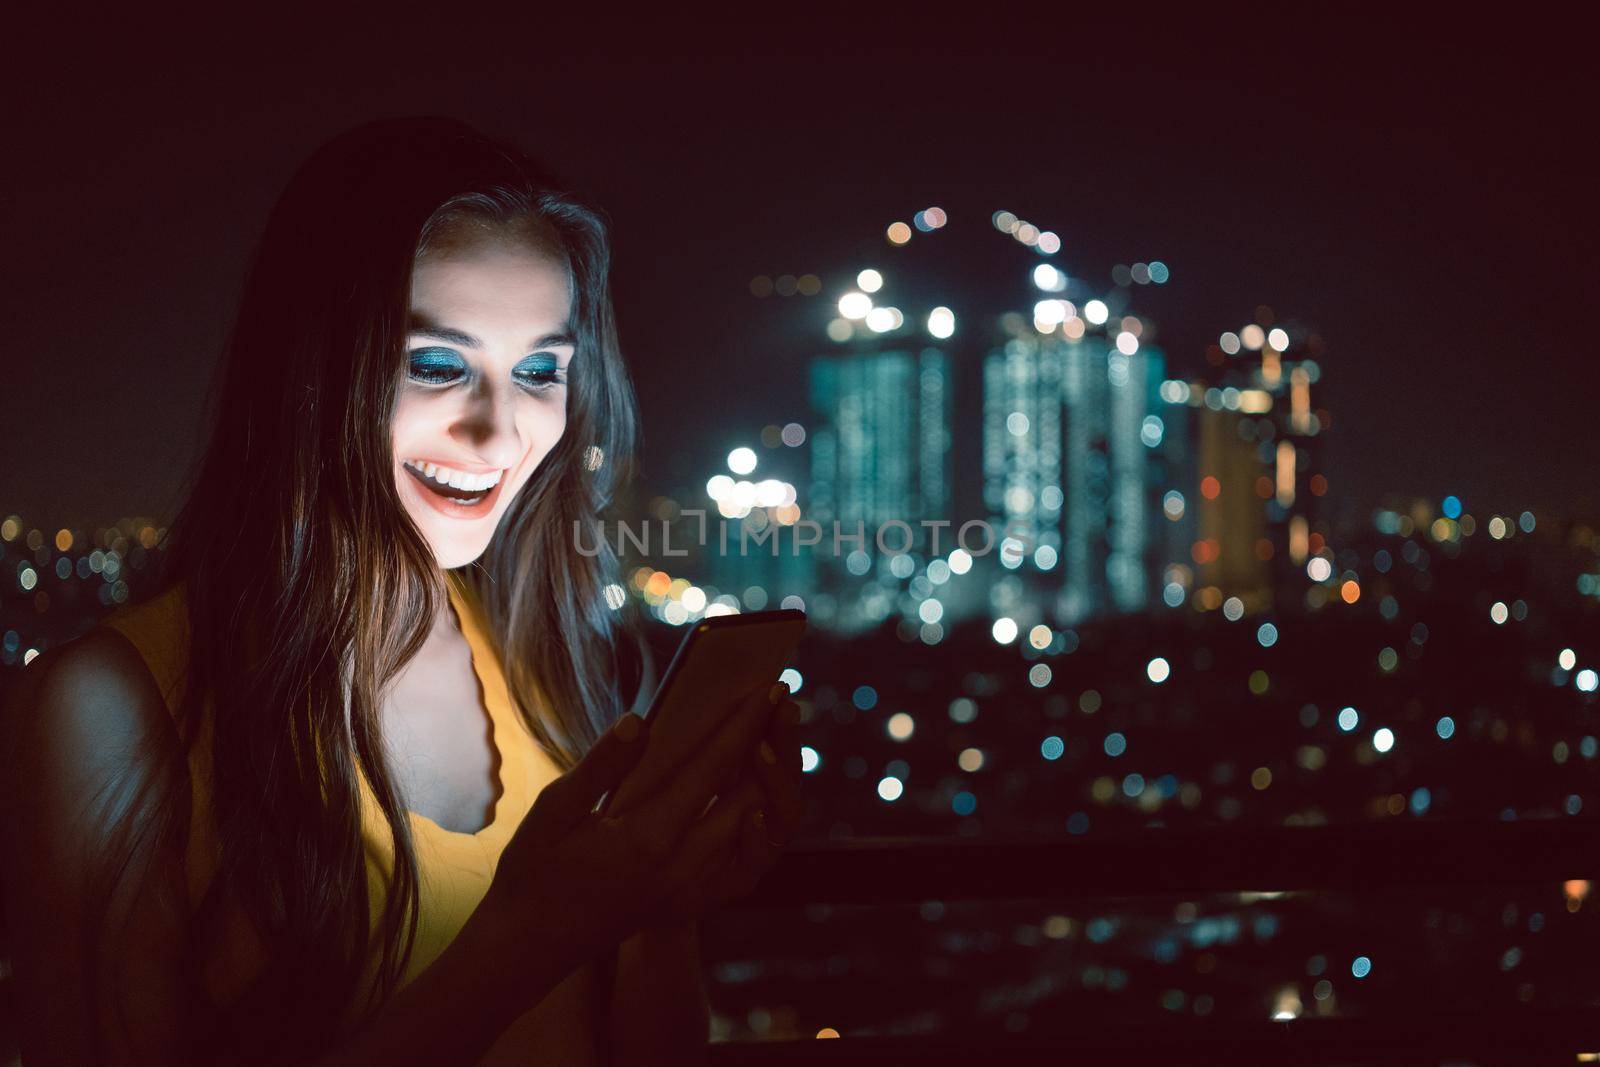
768, 682, 788, 705
752, 808, 766, 829
614, 714, 640, 742
759, 740, 777, 765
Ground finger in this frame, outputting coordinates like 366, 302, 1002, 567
631, 683, 778, 842
752, 699, 805, 837
526, 713, 648, 843
707, 806, 778, 909
699, 758, 753, 821
710, 689, 792, 804
669, 773, 763, 896
683, 775, 763, 867
697, 792, 795, 915
713, 689, 784, 803
699, 683, 784, 798
745, 806, 774, 863
704, 703, 790, 831
659, 783, 758, 920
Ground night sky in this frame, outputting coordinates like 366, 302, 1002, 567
6, 23, 1592, 529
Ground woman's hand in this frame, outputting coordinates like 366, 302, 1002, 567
643, 682, 805, 927
480, 682, 778, 975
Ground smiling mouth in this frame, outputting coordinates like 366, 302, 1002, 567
401, 461, 505, 509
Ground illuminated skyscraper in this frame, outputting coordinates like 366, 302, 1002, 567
807, 344, 954, 632
982, 326, 1173, 626
810, 347, 949, 528
983, 331, 1064, 574
1153, 386, 1198, 608
1195, 403, 1270, 603
1186, 318, 1330, 613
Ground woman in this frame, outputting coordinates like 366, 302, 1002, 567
0, 117, 804, 1064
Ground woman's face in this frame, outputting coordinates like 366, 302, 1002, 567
393, 226, 574, 569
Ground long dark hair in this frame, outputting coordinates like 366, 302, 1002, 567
85, 116, 642, 1062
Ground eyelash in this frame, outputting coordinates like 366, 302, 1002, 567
406, 348, 568, 393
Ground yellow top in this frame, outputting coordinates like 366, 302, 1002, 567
99, 571, 601, 1063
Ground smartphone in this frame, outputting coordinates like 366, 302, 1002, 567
599, 608, 807, 817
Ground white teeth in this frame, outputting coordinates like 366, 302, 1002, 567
406, 461, 503, 492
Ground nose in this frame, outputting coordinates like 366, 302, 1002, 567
450, 374, 525, 469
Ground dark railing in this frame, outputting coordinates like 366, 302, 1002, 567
2, 822, 1595, 1063
707, 820, 1600, 1065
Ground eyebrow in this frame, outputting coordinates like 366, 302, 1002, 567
407, 312, 576, 352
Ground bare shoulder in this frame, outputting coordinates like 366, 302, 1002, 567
2, 626, 176, 823
1, 629, 195, 1063
18, 625, 164, 715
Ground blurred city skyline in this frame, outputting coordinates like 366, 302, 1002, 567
4, 27, 1595, 526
